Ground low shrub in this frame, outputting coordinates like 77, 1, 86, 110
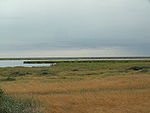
0, 89, 4, 97
0, 89, 43, 113
39, 70, 56, 76
10, 71, 27, 76
72, 69, 79, 71
128, 66, 150, 72
128, 66, 143, 71
0, 77, 16, 81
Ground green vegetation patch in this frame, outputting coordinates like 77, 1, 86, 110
0, 68, 57, 77
0, 77, 16, 81
32, 69, 57, 76
0, 89, 43, 113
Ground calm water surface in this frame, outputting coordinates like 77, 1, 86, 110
0, 58, 149, 67
0, 60, 52, 67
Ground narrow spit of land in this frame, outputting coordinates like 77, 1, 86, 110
24, 59, 150, 64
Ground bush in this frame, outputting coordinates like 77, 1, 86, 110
0, 77, 16, 81
128, 66, 150, 72
0, 89, 43, 113
39, 70, 56, 76
0, 89, 4, 97
10, 71, 27, 76
128, 66, 143, 71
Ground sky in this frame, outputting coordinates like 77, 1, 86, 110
0, 0, 150, 57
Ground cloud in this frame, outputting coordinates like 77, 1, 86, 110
0, 46, 138, 57
0, 0, 150, 57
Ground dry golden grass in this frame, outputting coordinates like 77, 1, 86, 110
0, 62, 150, 113
39, 90, 150, 113
0, 74, 150, 113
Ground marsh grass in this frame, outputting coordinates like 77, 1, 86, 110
0, 89, 43, 113
0, 62, 150, 78
0, 68, 57, 77
1, 62, 150, 113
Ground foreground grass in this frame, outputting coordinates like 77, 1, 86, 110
0, 89, 42, 113
0, 62, 150, 113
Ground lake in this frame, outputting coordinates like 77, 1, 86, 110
0, 60, 52, 67
0, 58, 150, 67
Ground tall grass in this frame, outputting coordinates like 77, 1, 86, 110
0, 89, 43, 113
1, 62, 150, 113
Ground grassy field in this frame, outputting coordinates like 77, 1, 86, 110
0, 62, 150, 113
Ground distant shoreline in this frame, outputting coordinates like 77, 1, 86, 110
24, 59, 150, 64
0, 57, 150, 60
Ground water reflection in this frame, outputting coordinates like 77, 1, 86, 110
0, 60, 52, 67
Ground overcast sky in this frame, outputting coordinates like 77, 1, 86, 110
0, 0, 150, 57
